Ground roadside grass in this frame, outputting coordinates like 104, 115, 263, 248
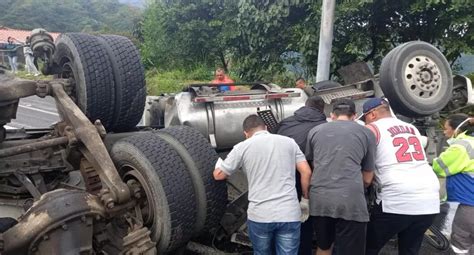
146, 67, 219, 95
144, 67, 297, 95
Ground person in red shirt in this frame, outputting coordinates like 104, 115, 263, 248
211, 68, 236, 91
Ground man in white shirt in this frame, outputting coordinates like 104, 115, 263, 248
361, 98, 440, 255
213, 114, 312, 254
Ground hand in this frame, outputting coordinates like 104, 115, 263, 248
300, 198, 309, 222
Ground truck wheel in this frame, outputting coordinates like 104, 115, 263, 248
424, 225, 450, 251
111, 132, 197, 253
155, 126, 227, 235
97, 35, 146, 132
379, 41, 453, 117
53, 33, 115, 130
312, 80, 342, 92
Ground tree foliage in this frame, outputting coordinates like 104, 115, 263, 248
140, 0, 238, 70
141, 0, 474, 81
0, 0, 141, 33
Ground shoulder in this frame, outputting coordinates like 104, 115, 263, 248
271, 133, 294, 142
278, 115, 296, 126
308, 122, 327, 135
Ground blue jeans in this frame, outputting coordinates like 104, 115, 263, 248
7, 55, 17, 73
247, 220, 301, 255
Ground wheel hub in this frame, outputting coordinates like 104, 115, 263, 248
123, 168, 155, 227
404, 56, 442, 99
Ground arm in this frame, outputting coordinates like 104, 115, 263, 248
362, 127, 377, 187
296, 161, 312, 199
362, 171, 374, 188
212, 146, 243, 181
433, 144, 470, 177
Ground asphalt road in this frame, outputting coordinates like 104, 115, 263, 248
5, 95, 59, 129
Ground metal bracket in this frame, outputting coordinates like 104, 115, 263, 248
13, 172, 41, 200
49, 82, 130, 206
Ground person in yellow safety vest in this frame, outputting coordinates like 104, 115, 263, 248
433, 113, 474, 255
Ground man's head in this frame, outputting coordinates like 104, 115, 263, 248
331, 99, 356, 120
296, 78, 306, 89
360, 97, 391, 124
242, 114, 266, 138
305, 95, 325, 112
7, 37, 13, 43
215, 68, 226, 81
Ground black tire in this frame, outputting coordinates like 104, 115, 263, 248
111, 132, 197, 253
154, 126, 227, 234
53, 33, 115, 129
97, 35, 146, 132
424, 225, 450, 251
379, 41, 453, 117
312, 80, 342, 92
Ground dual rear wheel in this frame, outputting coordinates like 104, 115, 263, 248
110, 127, 227, 253
53, 33, 146, 132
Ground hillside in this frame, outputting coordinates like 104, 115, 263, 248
0, 0, 142, 33
118, 0, 145, 8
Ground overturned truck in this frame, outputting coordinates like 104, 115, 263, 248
0, 29, 472, 254
0, 30, 227, 254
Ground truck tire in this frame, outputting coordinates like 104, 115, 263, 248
97, 35, 146, 132
53, 33, 115, 130
379, 41, 453, 117
111, 132, 197, 253
155, 126, 227, 234
312, 80, 342, 92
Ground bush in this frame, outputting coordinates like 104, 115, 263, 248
146, 66, 218, 95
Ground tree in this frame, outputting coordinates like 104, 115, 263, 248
140, 0, 239, 70
140, 0, 474, 80
0, 0, 141, 33
237, 0, 474, 80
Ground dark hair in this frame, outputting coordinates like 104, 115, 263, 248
305, 95, 325, 112
332, 98, 356, 117
446, 113, 474, 134
296, 77, 305, 82
243, 114, 265, 132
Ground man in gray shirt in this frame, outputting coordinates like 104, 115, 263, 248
305, 99, 375, 255
214, 114, 312, 254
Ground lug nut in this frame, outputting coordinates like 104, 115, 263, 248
107, 201, 115, 209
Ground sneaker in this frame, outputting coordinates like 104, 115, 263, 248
34, 73, 40, 77
26, 73, 32, 76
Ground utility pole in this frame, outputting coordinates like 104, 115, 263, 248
316, 0, 336, 82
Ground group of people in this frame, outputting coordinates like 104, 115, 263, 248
213, 95, 473, 255
1, 36, 40, 76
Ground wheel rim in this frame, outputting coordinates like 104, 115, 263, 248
122, 166, 155, 227
404, 55, 442, 99
58, 57, 77, 101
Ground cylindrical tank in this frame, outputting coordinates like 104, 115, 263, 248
161, 89, 308, 150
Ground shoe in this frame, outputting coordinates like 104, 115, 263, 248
26, 73, 32, 76
34, 73, 40, 77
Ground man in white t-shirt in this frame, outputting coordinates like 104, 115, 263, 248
361, 98, 440, 255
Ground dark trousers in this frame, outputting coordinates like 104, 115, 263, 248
313, 216, 367, 255
299, 218, 313, 255
366, 203, 436, 255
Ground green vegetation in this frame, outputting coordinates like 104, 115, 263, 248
139, 0, 474, 89
2, 0, 473, 96
146, 67, 216, 95
0, 0, 141, 33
